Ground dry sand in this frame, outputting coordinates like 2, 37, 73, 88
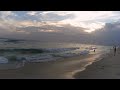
74, 48, 120, 79
0, 54, 100, 79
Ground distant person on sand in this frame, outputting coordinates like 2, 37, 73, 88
94, 49, 95, 52
113, 46, 117, 56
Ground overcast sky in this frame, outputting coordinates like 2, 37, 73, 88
1, 11, 120, 44
0, 11, 120, 32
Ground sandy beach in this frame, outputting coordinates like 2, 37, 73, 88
0, 53, 101, 79
74, 48, 120, 79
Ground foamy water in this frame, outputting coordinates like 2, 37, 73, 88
0, 41, 112, 69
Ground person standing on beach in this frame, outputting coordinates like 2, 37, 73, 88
94, 49, 95, 52
113, 46, 117, 56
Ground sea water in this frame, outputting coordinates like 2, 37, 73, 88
0, 40, 112, 69
0, 41, 111, 60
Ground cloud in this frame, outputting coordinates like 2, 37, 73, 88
1, 11, 120, 44
27, 11, 37, 16
91, 21, 120, 45
0, 11, 15, 18
58, 11, 120, 32
15, 20, 120, 45
0, 11, 120, 33
15, 24, 86, 34
41, 11, 73, 16
39, 11, 74, 21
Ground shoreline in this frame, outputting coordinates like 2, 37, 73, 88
73, 48, 120, 79
67, 49, 111, 79
66, 54, 103, 79
0, 52, 95, 70
0, 53, 101, 79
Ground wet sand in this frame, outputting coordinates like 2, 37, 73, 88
0, 54, 100, 79
74, 48, 120, 79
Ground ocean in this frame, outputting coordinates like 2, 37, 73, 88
0, 41, 111, 58
0, 41, 112, 70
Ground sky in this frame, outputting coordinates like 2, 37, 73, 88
0, 11, 120, 32
1, 11, 120, 45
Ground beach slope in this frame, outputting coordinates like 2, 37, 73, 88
74, 49, 120, 79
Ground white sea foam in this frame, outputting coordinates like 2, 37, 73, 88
0, 56, 8, 63
23, 49, 90, 63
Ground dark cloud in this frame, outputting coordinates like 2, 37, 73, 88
92, 22, 120, 45
5, 24, 89, 42
16, 24, 87, 35
1, 20, 120, 46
